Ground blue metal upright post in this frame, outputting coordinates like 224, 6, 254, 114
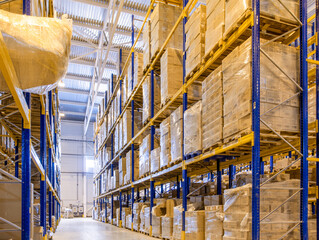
48, 91, 53, 231
40, 99, 47, 238
270, 156, 273, 173
131, 14, 135, 231
217, 160, 222, 195
14, 140, 19, 178
150, 179, 155, 236
23, 0, 30, 15
300, 0, 308, 238
316, 1, 319, 238
182, 0, 188, 238
119, 191, 122, 227
105, 198, 107, 223
229, 164, 234, 189
252, 0, 261, 238
21, 92, 31, 240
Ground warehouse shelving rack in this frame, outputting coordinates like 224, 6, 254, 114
93, 0, 316, 239
0, 1, 61, 239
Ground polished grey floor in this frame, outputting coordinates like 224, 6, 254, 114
54, 218, 158, 240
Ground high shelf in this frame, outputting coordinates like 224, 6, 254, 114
93, 0, 316, 239
0, 1, 61, 239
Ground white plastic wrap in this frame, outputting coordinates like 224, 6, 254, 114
225, 0, 299, 36
127, 52, 143, 97
0, 10, 72, 94
184, 101, 202, 155
139, 135, 151, 177
126, 150, 139, 182
162, 216, 173, 239
205, 205, 224, 240
160, 117, 171, 168
142, 75, 161, 124
151, 147, 160, 173
170, 106, 183, 163
185, 211, 205, 240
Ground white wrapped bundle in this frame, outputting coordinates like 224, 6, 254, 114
0, 10, 72, 94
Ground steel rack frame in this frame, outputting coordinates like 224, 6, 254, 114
0, 2, 61, 239
93, 0, 311, 239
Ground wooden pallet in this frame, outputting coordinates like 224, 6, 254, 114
203, 142, 223, 153
185, 150, 202, 160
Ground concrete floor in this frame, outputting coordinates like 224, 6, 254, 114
54, 218, 158, 240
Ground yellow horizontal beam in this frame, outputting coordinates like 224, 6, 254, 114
307, 59, 319, 65
307, 157, 319, 162
308, 14, 315, 23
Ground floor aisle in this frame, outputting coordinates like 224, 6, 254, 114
54, 218, 158, 240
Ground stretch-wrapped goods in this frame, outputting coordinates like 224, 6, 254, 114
0, 10, 72, 94
184, 101, 202, 155
143, 75, 161, 124
150, 3, 183, 59
127, 52, 143, 97
151, 147, 160, 173
225, 0, 299, 36
205, 205, 224, 240
202, 66, 223, 149
160, 117, 171, 168
222, 37, 299, 140
170, 106, 183, 163
186, 211, 205, 240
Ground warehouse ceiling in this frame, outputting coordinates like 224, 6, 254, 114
53, 0, 148, 129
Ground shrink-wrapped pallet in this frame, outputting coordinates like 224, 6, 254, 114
126, 214, 132, 229
186, 211, 205, 240
173, 205, 183, 240
121, 208, 131, 228
152, 215, 162, 237
161, 48, 202, 106
184, 101, 202, 156
0, 0, 23, 14
222, 37, 299, 141
160, 117, 171, 168
139, 135, 151, 177
162, 216, 174, 239
150, 3, 183, 59
309, 87, 316, 123
122, 110, 143, 146
143, 20, 151, 69
133, 202, 143, 231
202, 66, 223, 149
224, 0, 299, 37
151, 147, 160, 173
126, 150, 139, 182
119, 157, 126, 173
0, 10, 72, 94
140, 206, 148, 233
142, 75, 161, 124
111, 170, 119, 190
205, 0, 225, 56
223, 180, 300, 240
185, 4, 206, 77
205, 206, 224, 240
171, 106, 183, 163
127, 52, 144, 97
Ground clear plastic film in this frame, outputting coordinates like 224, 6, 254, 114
162, 216, 174, 239
173, 205, 183, 240
222, 37, 299, 139
184, 101, 202, 155
151, 147, 160, 173
0, 10, 72, 94
202, 66, 223, 149
126, 214, 132, 229
150, 3, 183, 59
160, 117, 171, 168
133, 203, 143, 231
185, 4, 206, 77
126, 150, 139, 182
139, 135, 151, 177
308, 86, 316, 123
170, 106, 183, 163
127, 52, 143, 97
224, 0, 299, 36
205, 206, 224, 240
185, 211, 205, 240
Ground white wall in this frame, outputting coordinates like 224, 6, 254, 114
60, 120, 94, 216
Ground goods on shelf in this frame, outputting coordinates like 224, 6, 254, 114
139, 134, 160, 177
122, 109, 143, 147
205, 205, 224, 240
143, 20, 151, 69
0, 0, 22, 14
142, 75, 161, 124
170, 106, 183, 163
185, 4, 206, 77
0, 10, 72, 94
205, 0, 225, 56
121, 207, 131, 228
162, 216, 173, 239
150, 3, 183, 59
133, 202, 143, 231
127, 52, 144, 97
308, 86, 316, 123
119, 157, 126, 186
202, 66, 223, 149
111, 170, 119, 190
140, 205, 149, 233
224, 0, 299, 37
173, 205, 183, 240
124, 150, 139, 183
160, 117, 171, 168
161, 48, 183, 105
126, 214, 132, 229
222, 37, 299, 141
203, 195, 223, 206
151, 147, 160, 173
184, 101, 202, 156
223, 180, 300, 239
185, 210, 205, 240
